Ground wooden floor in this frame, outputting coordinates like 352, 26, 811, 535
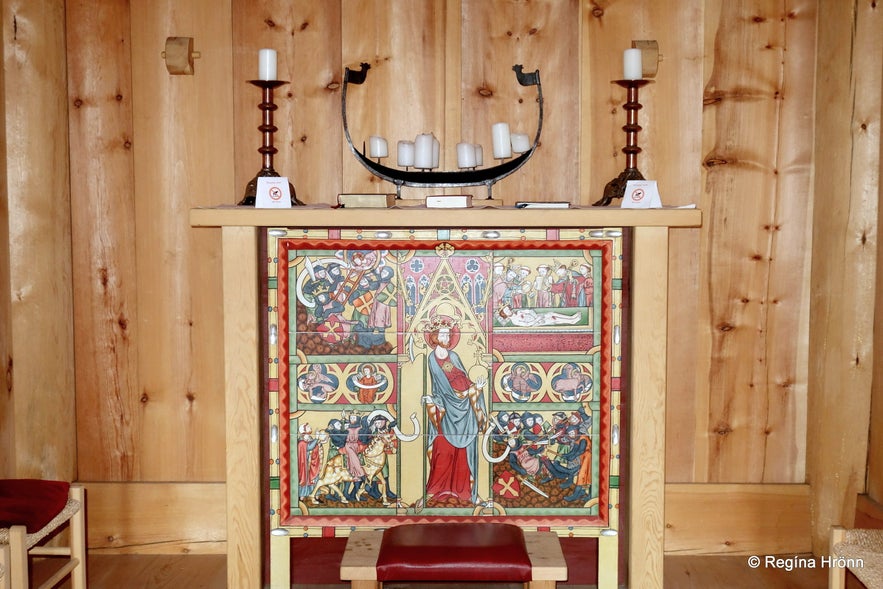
29, 552, 858, 588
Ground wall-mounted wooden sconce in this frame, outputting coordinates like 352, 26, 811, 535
162, 37, 200, 75
632, 40, 661, 78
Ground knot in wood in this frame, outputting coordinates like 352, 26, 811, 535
713, 423, 733, 436
703, 157, 728, 168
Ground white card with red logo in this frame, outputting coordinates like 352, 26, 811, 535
255, 177, 292, 208
621, 180, 662, 208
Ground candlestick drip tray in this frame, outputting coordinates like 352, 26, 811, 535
342, 63, 543, 198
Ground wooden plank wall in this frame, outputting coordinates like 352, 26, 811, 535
809, 0, 883, 552
868, 0, 883, 517
686, 0, 816, 485
2, 0, 881, 557
1, 0, 76, 480
0, 0, 10, 475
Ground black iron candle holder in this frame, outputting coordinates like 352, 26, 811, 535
342, 63, 543, 199
239, 80, 303, 206
594, 79, 651, 206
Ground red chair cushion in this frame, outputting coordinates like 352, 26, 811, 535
0, 479, 70, 534
376, 522, 532, 582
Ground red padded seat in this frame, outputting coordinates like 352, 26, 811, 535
376, 522, 532, 582
0, 479, 70, 534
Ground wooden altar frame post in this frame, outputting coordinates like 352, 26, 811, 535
221, 225, 262, 588
629, 226, 670, 588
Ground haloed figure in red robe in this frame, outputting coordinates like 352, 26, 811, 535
421, 316, 489, 505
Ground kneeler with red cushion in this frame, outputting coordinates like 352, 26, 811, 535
376, 522, 532, 583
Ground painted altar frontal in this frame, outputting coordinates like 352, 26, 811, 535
266, 226, 626, 538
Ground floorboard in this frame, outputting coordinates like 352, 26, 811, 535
30, 552, 860, 588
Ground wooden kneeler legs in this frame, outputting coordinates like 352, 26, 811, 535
339, 529, 567, 589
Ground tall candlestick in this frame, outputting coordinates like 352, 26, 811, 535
240, 79, 302, 206
594, 79, 651, 206
623, 48, 642, 80
259, 49, 277, 81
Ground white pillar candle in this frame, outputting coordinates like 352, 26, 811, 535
414, 133, 434, 169
511, 133, 531, 154
259, 48, 277, 81
492, 122, 512, 159
397, 140, 415, 167
368, 135, 388, 158
431, 136, 440, 169
474, 144, 483, 167
456, 142, 477, 168
623, 48, 642, 80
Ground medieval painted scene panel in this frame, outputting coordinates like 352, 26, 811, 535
265, 227, 625, 538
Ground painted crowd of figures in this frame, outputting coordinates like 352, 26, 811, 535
491, 259, 594, 310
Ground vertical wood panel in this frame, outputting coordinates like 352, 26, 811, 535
869, 17, 883, 508
584, 1, 654, 204
634, 0, 706, 482
808, 0, 881, 552
129, 0, 230, 481
233, 1, 343, 205
694, 0, 812, 483
1, 0, 75, 479
579, 0, 708, 483
66, 0, 141, 481
461, 0, 579, 202
761, 0, 816, 483
872, 60, 883, 502
0, 0, 11, 476
341, 0, 447, 202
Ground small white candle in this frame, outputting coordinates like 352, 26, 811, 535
474, 144, 483, 167
259, 48, 277, 81
492, 122, 512, 159
623, 48, 642, 80
368, 135, 388, 158
511, 133, 531, 154
456, 142, 477, 168
397, 140, 415, 167
414, 133, 434, 169
431, 136, 440, 169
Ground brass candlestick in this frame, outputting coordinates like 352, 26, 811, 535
239, 80, 303, 206
594, 79, 651, 206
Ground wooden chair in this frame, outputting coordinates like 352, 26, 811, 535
0, 480, 86, 589
829, 525, 883, 589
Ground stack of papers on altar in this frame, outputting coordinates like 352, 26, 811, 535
337, 193, 396, 208
515, 201, 571, 208
425, 194, 473, 208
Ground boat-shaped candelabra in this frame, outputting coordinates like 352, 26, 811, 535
342, 63, 543, 199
